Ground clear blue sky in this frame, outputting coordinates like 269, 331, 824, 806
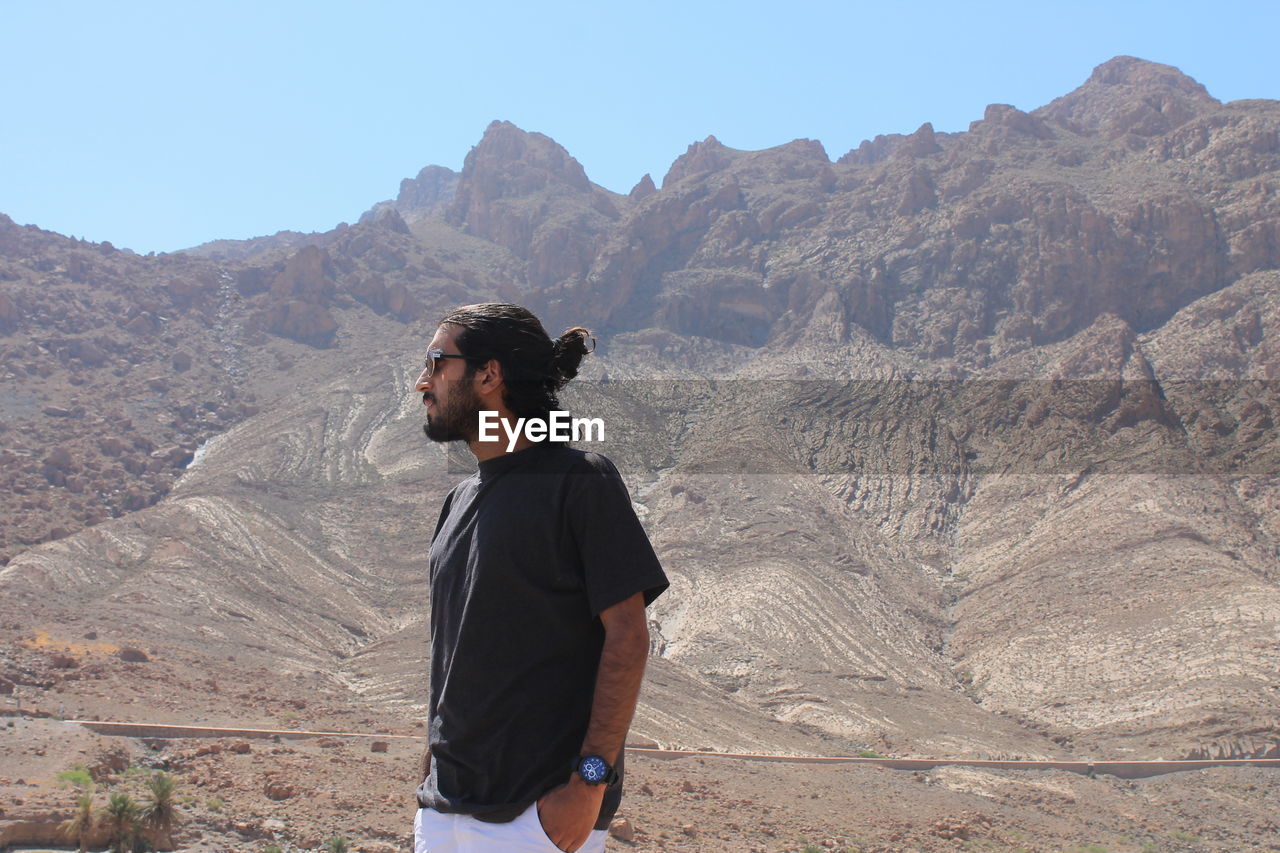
2, 0, 1276, 254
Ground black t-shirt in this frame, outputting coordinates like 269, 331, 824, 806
415, 442, 669, 827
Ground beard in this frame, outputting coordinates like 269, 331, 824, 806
422, 381, 481, 444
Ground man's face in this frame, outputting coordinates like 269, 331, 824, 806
415, 324, 481, 444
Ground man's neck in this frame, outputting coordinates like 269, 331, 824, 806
467, 409, 536, 463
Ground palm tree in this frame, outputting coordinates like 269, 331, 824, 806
103, 791, 140, 853
60, 789, 97, 853
141, 771, 180, 848
140, 771, 180, 849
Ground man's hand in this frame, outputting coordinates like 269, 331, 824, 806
536, 776, 605, 852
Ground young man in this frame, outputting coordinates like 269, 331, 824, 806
412, 303, 668, 853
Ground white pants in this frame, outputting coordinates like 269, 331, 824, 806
414, 801, 608, 853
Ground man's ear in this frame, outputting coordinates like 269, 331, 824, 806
474, 358, 505, 397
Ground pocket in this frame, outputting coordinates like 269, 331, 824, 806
531, 800, 570, 853
413, 807, 446, 853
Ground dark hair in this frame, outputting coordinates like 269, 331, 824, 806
439, 303, 594, 420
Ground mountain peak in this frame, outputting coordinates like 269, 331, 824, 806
629, 173, 657, 201
454, 120, 592, 194
443, 121, 618, 284
1085, 56, 1209, 93
443, 121, 601, 247
662, 136, 742, 187
1034, 56, 1219, 138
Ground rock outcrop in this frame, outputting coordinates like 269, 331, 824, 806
358, 164, 459, 225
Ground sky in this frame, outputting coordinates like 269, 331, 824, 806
1, 0, 1277, 254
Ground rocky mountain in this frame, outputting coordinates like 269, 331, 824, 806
3, 54, 1280, 849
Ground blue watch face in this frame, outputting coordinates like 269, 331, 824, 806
580, 756, 608, 783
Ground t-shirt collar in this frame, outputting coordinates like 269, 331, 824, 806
476, 441, 560, 480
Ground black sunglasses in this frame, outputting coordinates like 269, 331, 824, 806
422, 348, 481, 378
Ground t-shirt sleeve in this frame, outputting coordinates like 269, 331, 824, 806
566, 453, 669, 615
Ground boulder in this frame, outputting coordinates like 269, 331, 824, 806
77, 339, 112, 365
264, 781, 295, 801
43, 447, 74, 470
609, 817, 636, 842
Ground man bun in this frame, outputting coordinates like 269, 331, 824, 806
549, 327, 595, 390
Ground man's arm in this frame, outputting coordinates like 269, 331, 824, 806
537, 592, 650, 852
419, 745, 431, 785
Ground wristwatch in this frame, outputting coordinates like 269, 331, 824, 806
572, 754, 619, 786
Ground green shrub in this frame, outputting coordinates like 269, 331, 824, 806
57, 764, 94, 789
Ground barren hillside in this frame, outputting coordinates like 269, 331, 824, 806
2, 56, 1279, 851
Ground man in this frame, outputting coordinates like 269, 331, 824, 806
412, 303, 668, 853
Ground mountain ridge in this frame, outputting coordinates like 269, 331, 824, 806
2, 53, 1277, 774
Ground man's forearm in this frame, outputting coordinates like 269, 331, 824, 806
420, 745, 431, 785
537, 593, 652, 852
580, 593, 651, 763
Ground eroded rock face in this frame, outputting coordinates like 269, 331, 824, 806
258, 299, 339, 347
270, 245, 337, 300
